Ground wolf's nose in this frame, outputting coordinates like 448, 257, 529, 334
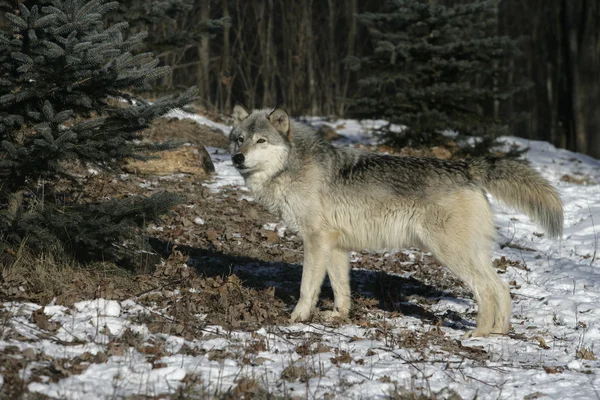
232, 153, 245, 166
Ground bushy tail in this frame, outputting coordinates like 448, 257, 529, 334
468, 157, 564, 238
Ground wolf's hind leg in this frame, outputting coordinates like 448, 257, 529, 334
421, 191, 510, 337
430, 242, 498, 338
323, 248, 351, 320
290, 233, 330, 322
491, 277, 511, 334
461, 248, 511, 338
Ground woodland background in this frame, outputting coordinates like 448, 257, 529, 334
1, 0, 599, 157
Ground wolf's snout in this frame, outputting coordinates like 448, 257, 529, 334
232, 153, 245, 166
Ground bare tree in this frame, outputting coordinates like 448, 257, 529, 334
198, 1, 211, 107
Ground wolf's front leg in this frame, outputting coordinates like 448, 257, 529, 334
290, 235, 329, 322
323, 248, 350, 320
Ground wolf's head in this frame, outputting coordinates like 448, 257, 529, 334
228, 105, 293, 179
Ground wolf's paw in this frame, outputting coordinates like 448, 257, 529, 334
290, 304, 312, 323
490, 326, 510, 335
320, 310, 349, 322
462, 328, 491, 339
462, 326, 509, 339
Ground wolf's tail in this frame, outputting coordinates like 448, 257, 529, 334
468, 157, 563, 238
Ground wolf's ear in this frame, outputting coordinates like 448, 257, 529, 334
268, 108, 292, 139
232, 104, 249, 127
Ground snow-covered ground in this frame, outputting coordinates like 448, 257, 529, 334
2, 113, 600, 399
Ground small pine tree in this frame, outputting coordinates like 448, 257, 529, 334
349, 0, 529, 152
0, 0, 197, 263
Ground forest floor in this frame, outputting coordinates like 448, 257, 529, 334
1, 111, 600, 399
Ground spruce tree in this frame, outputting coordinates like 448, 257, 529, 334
0, 0, 197, 263
350, 0, 529, 152
107, 0, 229, 66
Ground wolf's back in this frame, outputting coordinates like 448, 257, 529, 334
468, 157, 563, 238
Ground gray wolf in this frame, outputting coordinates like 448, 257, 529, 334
229, 105, 563, 337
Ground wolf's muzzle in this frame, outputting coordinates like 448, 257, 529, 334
232, 153, 245, 167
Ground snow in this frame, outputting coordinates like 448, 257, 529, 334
304, 117, 401, 145
2, 112, 600, 399
74, 299, 121, 317
205, 146, 244, 190
165, 108, 231, 135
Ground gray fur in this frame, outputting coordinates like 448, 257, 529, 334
229, 108, 564, 338
467, 157, 564, 238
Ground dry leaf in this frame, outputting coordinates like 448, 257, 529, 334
543, 366, 564, 374
330, 351, 352, 365
577, 347, 597, 360
535, 336, 550, 349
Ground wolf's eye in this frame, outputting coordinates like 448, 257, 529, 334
237, 136, 244, 144
257, 138, 266, 144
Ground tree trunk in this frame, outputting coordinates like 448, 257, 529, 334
260, 0, 275, 107
304, 0, 318, 115
339, 0, 357, 116
198, 1, 211, 107
220, 0, 233, 114
565, 0, 600, 157
325, 0, 337, 116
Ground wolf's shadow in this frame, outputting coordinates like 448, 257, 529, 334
149, 238, 474, 328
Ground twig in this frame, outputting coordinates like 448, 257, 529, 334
511, 293, 544, 301
465, 374, 508, 390
131, 278, 184, 298
265, 326, 298, 346
11, 319, 80, 346
302, 322, 357, 340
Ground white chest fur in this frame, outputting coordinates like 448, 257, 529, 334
245, 173, 310, 235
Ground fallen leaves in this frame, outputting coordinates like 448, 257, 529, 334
31, 307, 60, 332
577, 347, 597, 361
330, 350, 353, 365
261, 229, 280, 244
543, 366, 565, 374
280, 363, 316, 382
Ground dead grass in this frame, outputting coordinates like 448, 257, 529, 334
0, 242, 151, 305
